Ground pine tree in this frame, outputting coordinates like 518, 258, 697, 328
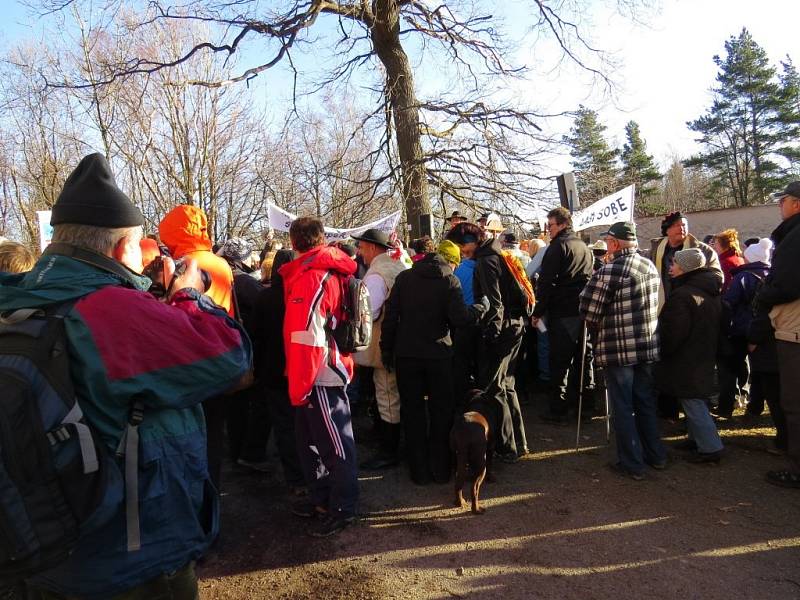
686, 28, 787, 206
776, 57, 800, 179
562, 105, 619, 205
620, 120, 662, 208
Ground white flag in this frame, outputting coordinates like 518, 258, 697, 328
267, 204, 402, 242
572, 185, 635, 232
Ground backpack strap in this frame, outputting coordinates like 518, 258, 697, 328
115, 399, 145, 552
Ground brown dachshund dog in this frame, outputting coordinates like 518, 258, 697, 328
449, 390, 496, 514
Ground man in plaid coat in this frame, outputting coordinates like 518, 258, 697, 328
579, 222, 667, 480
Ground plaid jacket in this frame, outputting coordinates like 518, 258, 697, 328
579, 248, 660, 367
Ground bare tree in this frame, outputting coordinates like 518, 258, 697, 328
32, 0, 630, 238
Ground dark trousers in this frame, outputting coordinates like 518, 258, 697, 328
477, 318, 527, 455
548, 316, 592, 416
26, 562, 198, 600
452, 325, 480, 410
748, 371, 787, 449
717, 336, 750, 416
266, 386, 304, 486
777, 341, 800, 472
397, 357, 455, 481
295, 386, 359, 517
226, 383, 270, 463
203, 396, 226, 492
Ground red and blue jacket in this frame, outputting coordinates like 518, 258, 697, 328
279, 245, 356, 405
0, 252, 251, 599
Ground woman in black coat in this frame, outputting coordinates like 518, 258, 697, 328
656, 248, 725, 462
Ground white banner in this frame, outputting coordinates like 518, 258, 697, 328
267, 204, 402, 242
572, 185, 635, 232
36, 210, 53, 252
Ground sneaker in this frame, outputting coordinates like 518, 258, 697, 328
291, 501, 327, 519
309, 514, 357, 537
236, 458, 270, 473
686, 450, 722, 464
607, 462, 645, 481
499, 452, 519, 464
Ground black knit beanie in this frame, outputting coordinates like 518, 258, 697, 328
51, 153, 144, 227
660, 211, 684, 237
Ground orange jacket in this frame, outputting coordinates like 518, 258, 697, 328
159, 205, 233, 315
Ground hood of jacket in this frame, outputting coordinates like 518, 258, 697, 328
473, 237, 503, 259
672, 267, 721, 297
0, 253, 150, 310
279, 244, 356, 288
158, 205, 213, 258
731, 261, 769, 278
411, 252, 452, 279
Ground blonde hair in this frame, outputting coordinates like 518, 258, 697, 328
0, 242, 36, 273
714, 228, 741, 256
260, 250, 277, 283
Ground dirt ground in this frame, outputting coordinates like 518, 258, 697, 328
198, 393, 800, 600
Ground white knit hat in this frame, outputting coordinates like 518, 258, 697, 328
744, 237, 773, 265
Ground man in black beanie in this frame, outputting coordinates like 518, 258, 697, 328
1, 153, 251, 599
649, 211, 721, 311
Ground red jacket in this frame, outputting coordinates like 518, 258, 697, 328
279, 245, 357, 405
718, 248, 744, 293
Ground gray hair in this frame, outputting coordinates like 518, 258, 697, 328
52, 223, 142, 255
616, 239, 638, 250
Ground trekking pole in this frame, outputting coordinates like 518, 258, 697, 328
575, 321, 588, 450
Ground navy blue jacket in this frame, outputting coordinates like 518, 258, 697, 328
722, 262, 769, 337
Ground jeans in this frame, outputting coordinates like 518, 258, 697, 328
680, 398, 724, 454
537, 329, 550, 381
605, 364, 666, 474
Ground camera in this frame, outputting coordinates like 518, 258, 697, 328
143, 256, 212, 299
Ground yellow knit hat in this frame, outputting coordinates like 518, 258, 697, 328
437, 239, 461, 266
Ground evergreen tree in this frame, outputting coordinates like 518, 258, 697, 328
776, 57, 800, 178
562, 105, 619, 205
686, 28, 787, 206
620, 120, 662, 210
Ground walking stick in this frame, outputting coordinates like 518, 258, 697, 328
604, 387, 611, 444
575, 321, 589, 450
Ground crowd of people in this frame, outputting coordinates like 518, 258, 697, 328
0, 153, 798, 599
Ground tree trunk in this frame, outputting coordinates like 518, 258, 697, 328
371, 0, 429, 240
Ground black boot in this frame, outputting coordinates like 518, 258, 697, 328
360, 421, 400, 470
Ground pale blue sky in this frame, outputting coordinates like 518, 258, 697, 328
2, 0, 798, 174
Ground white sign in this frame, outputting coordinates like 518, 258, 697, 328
36, 210, 53, 252
572, 185, 635, 232
267, 204, 402, 242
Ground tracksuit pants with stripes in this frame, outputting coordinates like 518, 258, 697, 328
295, 385, 359, 518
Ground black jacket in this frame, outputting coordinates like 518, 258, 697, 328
381, 253, 481, 360
473, 238, 527, 343
251, 281, 288, 390
532, 228, 593, 319
656, 268, 722, 399
232, 267, 263, 337
756, 212, 800, 312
